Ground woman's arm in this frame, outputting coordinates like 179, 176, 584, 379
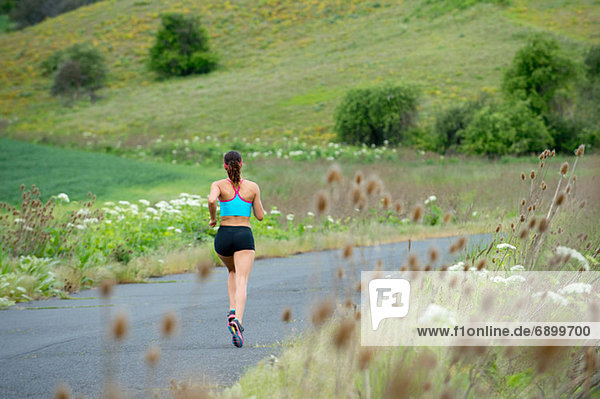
253, 184, 265, 221
208, 182, 221, 227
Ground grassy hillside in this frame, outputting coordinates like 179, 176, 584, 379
0, 137, 221, 203
0, 0, 598, 147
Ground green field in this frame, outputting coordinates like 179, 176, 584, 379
0, 0, 598, 148
0, 138, 221, 204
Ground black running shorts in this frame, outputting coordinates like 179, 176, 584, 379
214, 226, 255, 257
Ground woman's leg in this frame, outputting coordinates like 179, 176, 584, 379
232, 249, 255, 324
218, 254, 236, 311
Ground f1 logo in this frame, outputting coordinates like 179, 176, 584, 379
369, 279, 411, 330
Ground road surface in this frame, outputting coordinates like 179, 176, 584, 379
0, 234, 491, 398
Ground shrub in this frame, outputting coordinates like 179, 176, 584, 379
502, 35, 576, 115
334, 84, 419, 146
149, 13, 218, 77
45, 43, 107, 102
458, 101, 552, 156
9, 0, 99, 29
433, 95, 489, 151
584, 45, 600, 80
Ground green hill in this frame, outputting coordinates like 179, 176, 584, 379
0, 0, 598, 147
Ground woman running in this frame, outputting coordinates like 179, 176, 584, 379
208, 150, 264, 348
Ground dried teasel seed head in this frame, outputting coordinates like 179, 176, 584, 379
532, 204, 536, 211
528, 218, 537, 230
495, 224, 501, 233
409, 254, 419, 271
354, 171, 364, 185
565, 185, 571, 194
576, 144, 585, 157
476, 259, 486, 271
196, 258, 213, 280
395, 201, 403, 214
429, 247, 439, 263
551, 149, 555, 157
528, 205, 532, 212
145, 345, 161, 368
580, 201, 586, 209
519, 228, 529, 239
540, 161, 544, 168
560, 162, 569, 175
541, 181, 547, 190
556, 192, 565, 206
537, 218, 548, 233
111, 310, 130, 341
521, 199, 526, 206
326, 164, 342, 184
382, 194, 391, 209
160, 311, 179, 338
539, 152, 544, 160
282, 307, 292, 322
54, 383, 72, 399
411, 205, 423, 222
100, 279, 115, 298
443, 212, 452, 223
343, 244, 354, 259
358, 347, 373, 370
20, 184, 25, 191
333, 318, 355, 350
521, 173, 526, 181
351, 186, 362, 205
530, 170, 535, 179
316, 191, 329, 214
312, 299, 334, 327
520, 214, 525, 222
365, 177, 382, 196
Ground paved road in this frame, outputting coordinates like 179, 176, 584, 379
0, 234, 491, 398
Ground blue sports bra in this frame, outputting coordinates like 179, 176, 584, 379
219, 179, 252, 217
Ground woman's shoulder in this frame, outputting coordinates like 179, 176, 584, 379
243, 179, 259, 188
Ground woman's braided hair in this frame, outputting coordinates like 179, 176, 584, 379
224, 151, 242, 186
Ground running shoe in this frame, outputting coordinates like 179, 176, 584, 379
229, 318, 244, 348
227, 309, 236, 326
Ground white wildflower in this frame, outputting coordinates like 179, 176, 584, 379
77, 208, 90, 216
118, 200, 130, 206
139, 199, 150, 206
491, 275, 526, 284
472, 211, 478, 217
167, 226, 175, 231
83, 218, 98, 224
306, 225, 313, 229
57, 193, 70, 203
104, 201, 115, 206
327, 216, 334, 223
286, 214, 294, 221
418, 304, 456, 325
497, 243, 516, 251
424, 195, 437, 205
534, 291, 569, 306
145, 207, 158, 215
510, 265, 525, 271
558, 283, 592, 295
174, 228, 182, 233
75, 224, 86, 230
14, 218, 24, 223
267, 226, 273, 230
105, 220, 112, 224
270, 209, 281, 215
24, 226, 34, 232
556, 246, 590, 270
447, 261, 465, 271
307, 211, 315, 217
